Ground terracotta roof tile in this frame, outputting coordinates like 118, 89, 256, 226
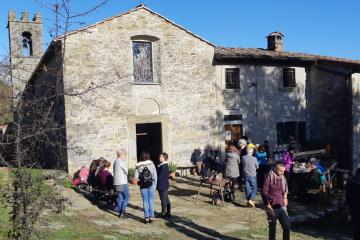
215, 47, 360, 69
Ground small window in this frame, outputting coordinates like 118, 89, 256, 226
224, 114, 242, 121
132, 41, 153, 83
225, 68, 240, 89
283, 68, 296, 88
277, 121, 306, 145
22, 32, 33, 57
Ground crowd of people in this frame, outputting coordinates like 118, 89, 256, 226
189, 137, 360, 240
189, 138, 294, 240
72, 138, 360, 240
191, 140, 290, 199
86, 149, 172, 224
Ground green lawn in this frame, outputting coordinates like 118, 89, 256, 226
0, 168, 11, 239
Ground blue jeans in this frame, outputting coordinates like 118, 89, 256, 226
245, 175, 257, 201
117, 184, 130, 213
140, 186, 155, 218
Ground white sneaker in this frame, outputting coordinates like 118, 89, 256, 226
248, 200, 256, 208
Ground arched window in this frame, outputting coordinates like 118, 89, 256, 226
131, 35, 161, 84
22, 32, 33, 57
133, 41, 153, 83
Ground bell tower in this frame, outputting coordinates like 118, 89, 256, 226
7, 11, 43, 100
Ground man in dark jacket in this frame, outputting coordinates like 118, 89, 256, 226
346, 167, 360, 240
261, 162, 290, 240
157, 152, 171, 218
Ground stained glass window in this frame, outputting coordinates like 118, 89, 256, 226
133, 41, 153, 83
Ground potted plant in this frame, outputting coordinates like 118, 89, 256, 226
128, 168, 138, 184
169, 162, 177, 179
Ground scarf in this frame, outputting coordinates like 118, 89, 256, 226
268, 169, 288, 197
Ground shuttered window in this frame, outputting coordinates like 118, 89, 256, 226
283, 68, 296, 88
225, 68, 240, 89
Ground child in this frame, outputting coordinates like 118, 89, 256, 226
309, 158, 329, 192
157, 152, 171, 218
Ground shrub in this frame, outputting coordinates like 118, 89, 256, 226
169, 162, 177, 173
128, 168, 136, 179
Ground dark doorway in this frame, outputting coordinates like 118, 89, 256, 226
136, 122, 162, 166
224, 124, 243, 148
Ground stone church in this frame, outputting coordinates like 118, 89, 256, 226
7, 4, 360, 175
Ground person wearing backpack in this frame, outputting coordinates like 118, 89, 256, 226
135, 151, 157, 224
157, 152, 171, 218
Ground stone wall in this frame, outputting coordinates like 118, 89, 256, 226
352, 73, 360, 173
308, 66, 351, 168
216, 64, 307, 154
62, 8, 216, 174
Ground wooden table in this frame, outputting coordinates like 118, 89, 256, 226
195, 176, 230, 207
292, 161, 337, 198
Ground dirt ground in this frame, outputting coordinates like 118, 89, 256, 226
28, 174, 353, 240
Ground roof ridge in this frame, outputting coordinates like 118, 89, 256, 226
215, 47, 360, 64
56, 5, 214, 46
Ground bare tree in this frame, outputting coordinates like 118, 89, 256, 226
1, 1, 111, 239
0, 56, 12, 125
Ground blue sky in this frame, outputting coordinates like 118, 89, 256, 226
1, 0, 359, 59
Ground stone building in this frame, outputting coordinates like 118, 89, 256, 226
352, 73, 360, 172
214, 35, 360, 170
7, 11, 43, 101
7, 4, 360, 174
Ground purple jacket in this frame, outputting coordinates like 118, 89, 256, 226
261, 170, 288, 207
98, 170, 113, 191
283, 151, 294, 172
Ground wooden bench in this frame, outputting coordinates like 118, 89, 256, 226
177, 166, 195, 176
195, 176, 231, 207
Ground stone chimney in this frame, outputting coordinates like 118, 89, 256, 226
267, 31, 284, 52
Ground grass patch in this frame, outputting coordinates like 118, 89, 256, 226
35, 212, 171, 240
34, 227, 171, 240
0, 168, 12, 187
0, 206, 10, 239
34, 228, 99, 240
57, 178, 72, 189
227, 226, 269, 238
0, 169, 10, 239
